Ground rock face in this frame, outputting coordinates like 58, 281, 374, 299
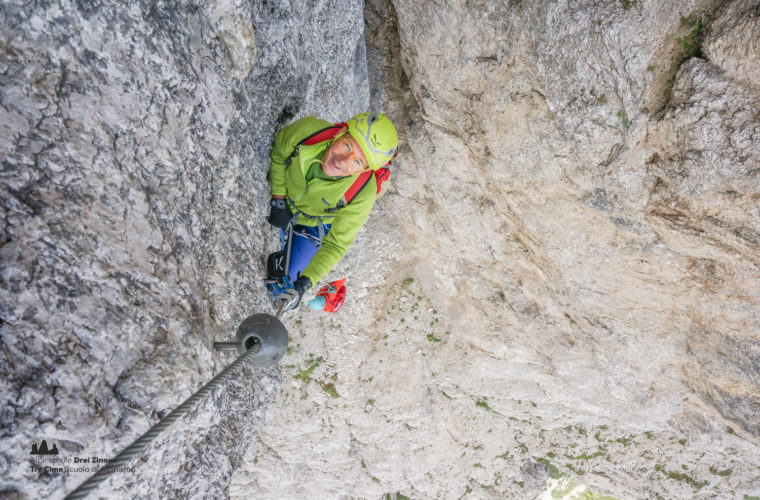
232, 0, 760, 499
2, 0, 760, 499
0, 0, 367, 498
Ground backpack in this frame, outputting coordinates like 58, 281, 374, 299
285, 123, 393, 206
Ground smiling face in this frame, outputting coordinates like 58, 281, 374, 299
321, 128, 370, 177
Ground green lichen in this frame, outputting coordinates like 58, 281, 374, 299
475, 399, 492, 411
709, 466, 732, 477
655, 464, 708, 491
565, 449, 606, 460
655, 16, 703, 109
566, 463, 586, 476
318, 381, 339, 398
383, 493, 410, 500
295, 356, 324, 382
426, 333, 441, 343
676, 16, 703, 65
537, 458, 564, 480
617, 109, 629, 128
615, 435, 635, 446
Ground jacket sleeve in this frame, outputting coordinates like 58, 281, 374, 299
268, 116, 332, 197
301, 181, 376, 286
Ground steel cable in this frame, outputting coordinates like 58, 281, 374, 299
64, 341, 262, 499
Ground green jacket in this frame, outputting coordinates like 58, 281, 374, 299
269, 116, 377, 286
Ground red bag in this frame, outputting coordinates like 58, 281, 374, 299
315, 278, 347, 313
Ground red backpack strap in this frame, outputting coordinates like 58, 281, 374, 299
301, 123, 347, 145
342, 166, 391, 206
373, 167, 390, 193
344, 170, 374, 204
285, 123, 346, 166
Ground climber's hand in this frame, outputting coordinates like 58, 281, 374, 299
282, 275, 311, 311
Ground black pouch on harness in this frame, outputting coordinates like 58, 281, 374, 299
267, 250, 287, 279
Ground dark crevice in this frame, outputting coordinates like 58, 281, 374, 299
649, 2, 727, 114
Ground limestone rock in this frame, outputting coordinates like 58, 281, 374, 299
703, 0, 760, 89
0, 0, 367, 498
2, 0, 760, 499
233, 1, 760, 498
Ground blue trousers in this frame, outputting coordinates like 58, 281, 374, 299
281, 224, 331, 282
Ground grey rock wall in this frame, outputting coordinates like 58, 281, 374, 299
3, 0, 760, 499
233, 0, 760, 498
704, 0, 760, 89
0, 0, 367, 498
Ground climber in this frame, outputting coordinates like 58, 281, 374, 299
265, 112, 398, 311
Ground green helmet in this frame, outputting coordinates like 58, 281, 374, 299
347, 112, 398, 171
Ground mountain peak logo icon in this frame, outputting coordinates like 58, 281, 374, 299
30, 440, 59, 455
